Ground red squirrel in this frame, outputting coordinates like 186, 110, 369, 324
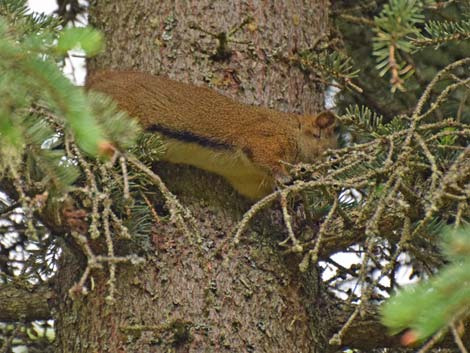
86, 71, 338, 199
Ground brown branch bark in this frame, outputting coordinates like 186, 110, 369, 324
0, 282, 52, 322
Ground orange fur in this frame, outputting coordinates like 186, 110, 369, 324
86, 70, 337, 199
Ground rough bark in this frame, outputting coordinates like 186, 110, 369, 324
53, 170, 334, 352
0, 283, 52, 322
54, 1, 337, 352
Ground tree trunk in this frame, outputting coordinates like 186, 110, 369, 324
54, 1, 333, 352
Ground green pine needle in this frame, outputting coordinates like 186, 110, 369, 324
381, 226, 470, 342
413, 19, 470, 48
56, 27, 104, 57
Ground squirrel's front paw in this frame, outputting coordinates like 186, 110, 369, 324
275, 173, 292, 186
273, 165, 293, 187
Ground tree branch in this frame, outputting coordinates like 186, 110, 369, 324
0, 283, 52, 322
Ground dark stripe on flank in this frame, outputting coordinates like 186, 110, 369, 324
146, 124, 232, 150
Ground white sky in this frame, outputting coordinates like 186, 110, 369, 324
28, 0, 56, 14
28, 0, 87, 84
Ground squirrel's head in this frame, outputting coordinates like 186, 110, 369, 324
297, 110, 338, 162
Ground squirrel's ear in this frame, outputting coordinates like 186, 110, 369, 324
315, 111, 336, 129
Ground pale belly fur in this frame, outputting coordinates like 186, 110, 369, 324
162, 138, 274, 199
